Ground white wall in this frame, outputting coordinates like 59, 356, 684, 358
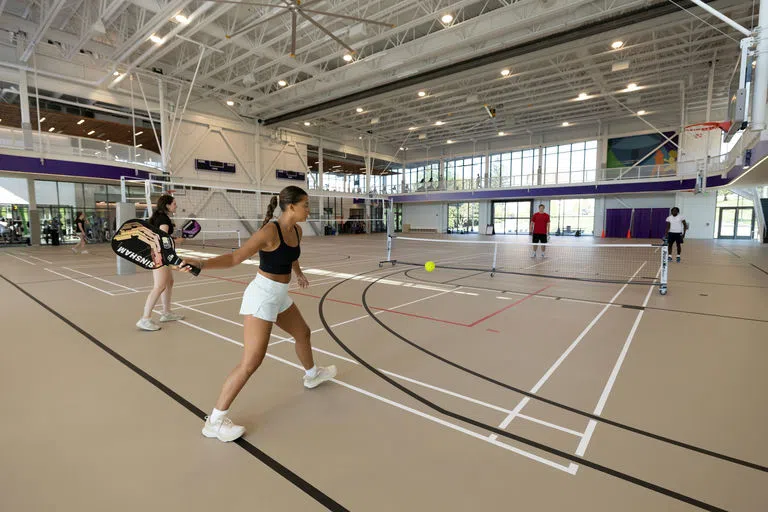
403, 203, 445, 232
675, 191, 717, 239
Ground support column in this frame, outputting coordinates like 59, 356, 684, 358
484, 144, 490, 188
753, 0, 768, 130
254, 123, 261, 186
158, 80, 170, 173
26, 178, 40, 245
318, 142, 324, 190
19, 70, 33, 149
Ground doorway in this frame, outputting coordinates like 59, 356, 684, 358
717, 207, 754, 239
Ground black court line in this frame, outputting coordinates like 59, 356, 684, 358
717, 246, 742, 259
365, 269, 768, 472
751, 263, 768, 276
0, 274, 349, 512
403, 269, 768, 324
319, 271, 728, 511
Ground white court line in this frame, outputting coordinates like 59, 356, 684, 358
176, 287, 582, 439
177, 316, 577, 474
489, 262, 647, 441
184, 275, 348, 307
63, 267, 138, 292
43, 268, 116, 296
20, 253, 53, 264
5, 253, 35, 265
574, 269, 660, 461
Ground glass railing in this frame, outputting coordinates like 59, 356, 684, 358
0, 127, 163, 171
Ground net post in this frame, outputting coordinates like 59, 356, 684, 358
120, 176, 127, 202
659, 244, 669, 295
491, 242, 498, 277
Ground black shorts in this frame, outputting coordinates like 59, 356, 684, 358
668, 232, 683, 244
532, 234, 548, 244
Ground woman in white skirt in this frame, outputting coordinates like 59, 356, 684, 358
181, 186, 336, 442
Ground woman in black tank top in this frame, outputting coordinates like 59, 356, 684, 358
136, 194, 185, 331
179, 186, 336, 442
72, 211, 88, 254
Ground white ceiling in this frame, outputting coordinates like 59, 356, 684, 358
0, 0, 756, 150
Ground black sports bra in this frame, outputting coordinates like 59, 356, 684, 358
259, 221, 301, 275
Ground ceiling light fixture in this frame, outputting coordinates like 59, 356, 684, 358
500, 69, 510, 76
446, 139, 454, 144
434, 120, 444, 126
637, 110, 646, 116
611, 40, 624, 49
562, 122, 570, 127
136, 144, 143, 148
304, 121, 311, 126
39, 117, 46, 123
134, 131, 143, 136
77, 119, 85, 125
626, 82, 639, 91
577, 92, 589, 100
48, 127, 55, 132
418, 91, 426, 97
277, 79, 287, 87
113, 71, 120, 76
174, 13, 189, 24
408, 127, 417, 131
149, 34, 164, 45
399, 147, 405, 151
498, 131, 505, 136
343, 53, 354, 62
441, 14, 454, 24
87, 130, 95, 135
226, 100, 235, 106
356, 107, 364, 113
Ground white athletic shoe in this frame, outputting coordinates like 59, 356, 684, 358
202, 416, 245, 442
541, 253, 547, 259
136, 318, 161, 331
531, 252, 536, 258
159, 312, 184, 322
303, 365, 337, 389
71, 247, 78, 254
81, 250, 89, 254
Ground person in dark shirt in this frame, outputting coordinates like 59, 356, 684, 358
72, 212, 88, 254
136, 194, 184, 331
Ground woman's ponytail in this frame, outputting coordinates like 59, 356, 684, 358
263, 195, 278, 226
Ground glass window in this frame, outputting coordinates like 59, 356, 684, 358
549, 198, 595, 236
492, 200, 532, 235
34, 180, 58, 205
447, 202, 480, 233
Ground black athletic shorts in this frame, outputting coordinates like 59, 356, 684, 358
668, 232, 683, 244
532, 234, 548, 243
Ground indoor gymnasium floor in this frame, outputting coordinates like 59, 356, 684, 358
1, 235, 766, 512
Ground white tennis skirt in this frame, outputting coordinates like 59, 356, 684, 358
239, 273, 293, 322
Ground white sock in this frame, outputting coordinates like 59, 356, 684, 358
210, 408, 228, 423
305, 366, 318, 379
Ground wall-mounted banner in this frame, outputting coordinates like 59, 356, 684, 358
195, 159, 236, 173
276, 169, 306, 181
607, 132, 679, 168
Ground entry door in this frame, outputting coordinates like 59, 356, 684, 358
718, 207, 754, 239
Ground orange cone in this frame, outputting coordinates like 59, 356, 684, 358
626, 229, 632, 239
601, 230, 606, 238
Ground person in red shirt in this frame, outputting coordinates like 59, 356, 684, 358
530, 204, 550, 258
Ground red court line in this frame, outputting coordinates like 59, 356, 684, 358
467, 285, 552, 327
201, 275, 548, 329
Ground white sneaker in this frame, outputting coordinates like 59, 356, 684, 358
81, 250, 89, 254
202, 416, 245, 442
136, 318, 160, 331
159, 312, 184, 322
71, 247, 78, 254
303, 365, 337, 389
541, 253, 547, 259
531, 252, 536, 258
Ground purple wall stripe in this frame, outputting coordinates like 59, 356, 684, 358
0, 154, 153, 181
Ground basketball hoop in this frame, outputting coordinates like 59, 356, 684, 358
684, 121, 732, 139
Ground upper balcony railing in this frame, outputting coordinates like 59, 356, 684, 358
0, 127, 163, 172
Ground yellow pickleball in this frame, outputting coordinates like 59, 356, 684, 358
425, 261, 436, 272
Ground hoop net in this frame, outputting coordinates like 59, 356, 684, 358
684, 122, 732, 139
